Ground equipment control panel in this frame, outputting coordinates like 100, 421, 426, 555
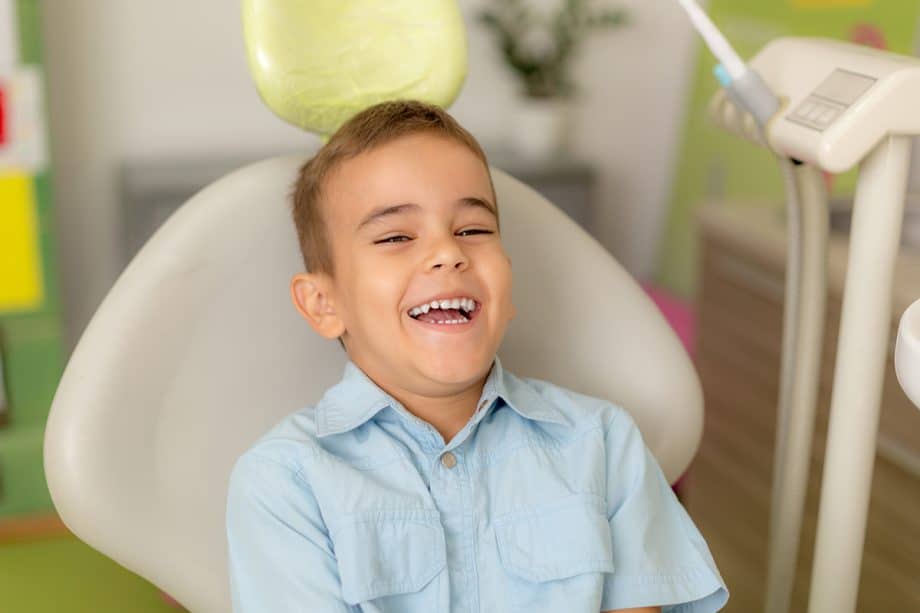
787, 69, 876, 132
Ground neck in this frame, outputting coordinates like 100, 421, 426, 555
403, 386, 483, 445
355, 360, 491, 445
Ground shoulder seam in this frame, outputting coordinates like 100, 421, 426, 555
244, 451, 319, 492
603, 403, 629, 440
245, 448, 310, 480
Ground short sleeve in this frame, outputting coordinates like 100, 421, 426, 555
600, 409, 729, 612
226, 451, 355, 613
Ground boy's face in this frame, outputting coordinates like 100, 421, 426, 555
295, 132, 514, 397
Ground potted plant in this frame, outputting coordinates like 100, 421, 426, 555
479, 0, 627, 157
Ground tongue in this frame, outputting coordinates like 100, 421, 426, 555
417, 308, 466, 324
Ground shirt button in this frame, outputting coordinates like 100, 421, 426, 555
441, 451, 457, 469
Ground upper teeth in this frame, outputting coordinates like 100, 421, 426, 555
409, 297, 476, 317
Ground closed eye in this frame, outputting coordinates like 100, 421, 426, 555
374, 235, 412, 244
456, 229, 494, 237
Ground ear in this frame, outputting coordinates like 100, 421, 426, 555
290, 272, 346, 339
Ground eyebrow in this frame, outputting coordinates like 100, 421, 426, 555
458, 196, 498, 218
356, 196, 497, 232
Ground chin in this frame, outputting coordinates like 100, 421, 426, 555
417, 351, 493, 387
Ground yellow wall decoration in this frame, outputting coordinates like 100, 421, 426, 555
0, 172, 43, 311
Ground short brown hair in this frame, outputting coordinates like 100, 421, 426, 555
291, 100, 495, 274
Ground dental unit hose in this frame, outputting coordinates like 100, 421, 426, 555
676, 0, 779, 126
675, 3, 829, 613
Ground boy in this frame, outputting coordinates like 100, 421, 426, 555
226, 100, 728, 612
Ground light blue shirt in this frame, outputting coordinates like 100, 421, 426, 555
226, 357, 728, 612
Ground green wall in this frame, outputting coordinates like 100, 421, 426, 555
0, 0, 65, 518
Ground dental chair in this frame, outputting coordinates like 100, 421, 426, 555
42, 2, 705, 612
43, 156, 704, 613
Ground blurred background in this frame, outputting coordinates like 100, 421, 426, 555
1, 0, 919, 611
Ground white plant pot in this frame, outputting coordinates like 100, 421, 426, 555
509, 97, 570, 159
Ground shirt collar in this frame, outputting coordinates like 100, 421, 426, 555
314, 355, 569, 437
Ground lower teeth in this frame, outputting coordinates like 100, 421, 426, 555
434, 316, 468, 324
410, 310, 472, 324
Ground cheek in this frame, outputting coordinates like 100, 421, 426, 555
502, 270, 516, 320
487, 252, 515, 318
351, 255, 410, 317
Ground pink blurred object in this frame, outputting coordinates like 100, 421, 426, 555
160, 591, 185, 609
642, 282, 697, 497
641, 282, 696, 358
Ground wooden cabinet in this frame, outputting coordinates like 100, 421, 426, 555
687, 204, 920, 612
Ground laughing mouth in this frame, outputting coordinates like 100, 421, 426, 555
407, 297, 480, 325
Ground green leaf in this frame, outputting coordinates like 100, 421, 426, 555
481, 0, 630, 98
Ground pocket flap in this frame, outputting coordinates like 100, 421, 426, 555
332, 508, 447, 605
494, 494, 615, 583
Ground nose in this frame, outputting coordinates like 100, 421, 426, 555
425, 234, 469, 272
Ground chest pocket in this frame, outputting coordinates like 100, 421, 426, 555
494, 493, 614, 612
331, 508, 447, 612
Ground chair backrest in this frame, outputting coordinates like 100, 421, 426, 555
44, 155, 702, 613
